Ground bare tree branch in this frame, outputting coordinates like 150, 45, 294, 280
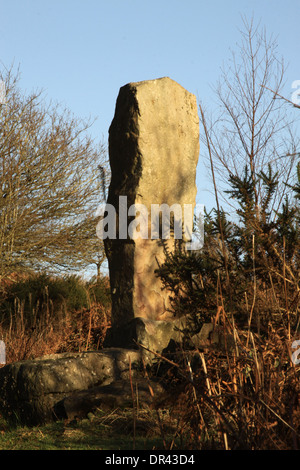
0, 67, 110, 278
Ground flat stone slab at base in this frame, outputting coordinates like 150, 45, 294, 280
0, 349, 143, 426
0, 323, 235, 426
54, 378, 165, 422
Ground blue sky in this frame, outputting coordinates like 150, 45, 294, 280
1, 0, 299, 212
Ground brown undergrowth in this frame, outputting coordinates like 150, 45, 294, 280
0, 273, 299, 450
148, 314, 300, 450
0, 274, 111, 364
0, 303, 110, 364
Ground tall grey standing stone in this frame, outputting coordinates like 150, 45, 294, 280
105, 77, 199, 327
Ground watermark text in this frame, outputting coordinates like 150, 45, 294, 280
291, 80, 300, 106
96, 197, 204, 251
291, 339, 300, 365
0, 340, 6, 365
0, 80, 6, 105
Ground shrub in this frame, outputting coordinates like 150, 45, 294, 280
0, 273, 91, 328
157, 164, 300, 334
0, 273, 111, 362
86, 276, 111, 307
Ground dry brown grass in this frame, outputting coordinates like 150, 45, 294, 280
149, 316, 300, 450
0, 272, 111, 364
0, 272, 299, 450
0, 299, 111, 364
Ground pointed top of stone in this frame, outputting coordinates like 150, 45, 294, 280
122, 76, 197, 102
128, 76, 185, 88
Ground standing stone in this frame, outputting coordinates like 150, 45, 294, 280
105, 77, 199, 327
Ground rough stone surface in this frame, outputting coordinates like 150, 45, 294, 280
0, 324, 235, 426
104, 316, 187, 359
191, 323, 236, 351
0, 349, 143, 426
105, 77, 199, 327
54, 379, 165, 421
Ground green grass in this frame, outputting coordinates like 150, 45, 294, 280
0, 408, 187, 450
